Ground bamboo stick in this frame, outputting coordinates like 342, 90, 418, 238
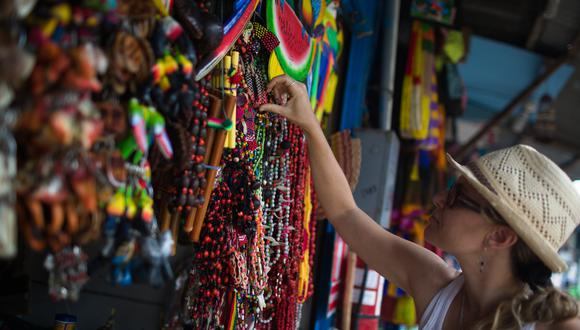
226, 51, 240, 149
190, 93, 236, 241
184, 94, 222, 233
160, 201, 171, 232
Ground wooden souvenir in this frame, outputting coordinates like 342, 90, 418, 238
190, 92, 236, 242
183, 94, 222, 234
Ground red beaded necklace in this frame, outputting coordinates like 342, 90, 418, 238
182, 17, 317, 330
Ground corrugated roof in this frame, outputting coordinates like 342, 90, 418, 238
460, 0, 547, 49
459, 0, 580, 57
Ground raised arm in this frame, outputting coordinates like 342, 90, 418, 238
260, 75, 457, 313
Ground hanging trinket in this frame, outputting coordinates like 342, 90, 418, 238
44, 246, 89, 301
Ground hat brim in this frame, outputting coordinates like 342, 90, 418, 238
446, 153, 567, 273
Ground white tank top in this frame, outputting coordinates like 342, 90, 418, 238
419, 275, 535, 330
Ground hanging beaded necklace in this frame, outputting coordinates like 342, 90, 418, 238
181, 16, 317, 330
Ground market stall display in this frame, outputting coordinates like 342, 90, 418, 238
0, 0, 343, 328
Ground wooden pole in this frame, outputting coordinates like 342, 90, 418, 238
190, 93, 236, 241
160, 201, 171, 232
183, 94, 222, 233
342, 251, 357, 330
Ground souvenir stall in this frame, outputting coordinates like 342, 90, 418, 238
0, 0, 344, 328
379, 1, 466, 328
380, 22, 449, 327
307, 0, 467, 328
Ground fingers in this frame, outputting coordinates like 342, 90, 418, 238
267, 76, 287, 103
259, 103, 286, 115
266, 75, 290, 92
267, 75, 303, 99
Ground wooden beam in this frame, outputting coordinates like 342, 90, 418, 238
525, 15, 545, 50
526, 0, 560, 50
452, 34, 580, 160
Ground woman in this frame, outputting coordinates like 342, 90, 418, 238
260, 75, 580, 329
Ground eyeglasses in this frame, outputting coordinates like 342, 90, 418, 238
445, 183, 505, 223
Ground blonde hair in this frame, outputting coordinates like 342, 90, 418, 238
472, 238, 579, 329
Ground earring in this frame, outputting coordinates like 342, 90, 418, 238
479, 247, 488, 273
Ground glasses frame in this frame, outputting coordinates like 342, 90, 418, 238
445, 183, 505, 224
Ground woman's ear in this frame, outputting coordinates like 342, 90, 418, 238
486, 226, 518, 250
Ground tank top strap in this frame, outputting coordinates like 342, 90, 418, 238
419, 274, 464, 330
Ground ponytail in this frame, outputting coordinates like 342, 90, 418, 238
473, 239, 579, 329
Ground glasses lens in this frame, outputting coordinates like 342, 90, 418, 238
446, 184, 483, 213
444, 183, 505, 223
455, 195, 484, 213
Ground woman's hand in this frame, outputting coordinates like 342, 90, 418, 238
259, 75, 319, 134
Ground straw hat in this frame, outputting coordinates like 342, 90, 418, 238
447, 144, 580, 272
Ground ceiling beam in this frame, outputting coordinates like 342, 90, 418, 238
526, 0, 560, 50
452, 33, 580, 161
526, 15, 546, 50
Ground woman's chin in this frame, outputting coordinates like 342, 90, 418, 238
424, 225, 438, 246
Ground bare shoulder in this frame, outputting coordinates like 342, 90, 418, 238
552, 318, 580, 330
537, 317, 580, 330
